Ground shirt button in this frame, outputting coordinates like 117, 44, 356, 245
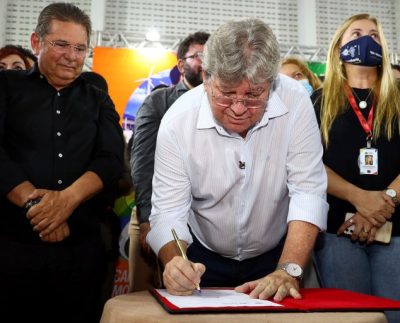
57, 132, 62, 136
57, 92, 60, 97
58, 153, 63, 158
56, 110, 61, 114
57, 180, 63, 184
40, 75, 43, 79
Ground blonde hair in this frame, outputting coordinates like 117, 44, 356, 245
281, 57, 322, 90
319, 13, 400, 146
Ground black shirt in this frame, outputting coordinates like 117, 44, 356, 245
312, 88, 400, 236
0, 66, 125, 242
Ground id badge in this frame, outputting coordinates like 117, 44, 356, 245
359, 147, 378, 175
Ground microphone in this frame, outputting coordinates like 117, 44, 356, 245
239, 161, 246, 169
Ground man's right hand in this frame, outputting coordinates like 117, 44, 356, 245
40, 222, 70, 243
26, 189, 76, 236
163, 256, 205, 295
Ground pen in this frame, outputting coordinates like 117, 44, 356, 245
171, 228, 201, 293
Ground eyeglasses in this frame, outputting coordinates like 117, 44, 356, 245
46, 39, 88, 57
182, 52, 203, 61
210, 81, 269, 110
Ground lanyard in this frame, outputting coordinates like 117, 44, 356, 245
345, 86, 376, 146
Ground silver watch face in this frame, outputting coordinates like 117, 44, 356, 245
285, 263, 303, 277
386, 189, 397, 198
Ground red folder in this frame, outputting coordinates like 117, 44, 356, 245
150, 288, 400, 314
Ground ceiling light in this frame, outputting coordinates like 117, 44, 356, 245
145, 30, 160, 42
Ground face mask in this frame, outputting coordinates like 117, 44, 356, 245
340, 35, 382, 66
298, 79, 313, 95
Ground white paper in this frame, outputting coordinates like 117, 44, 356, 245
157, 289, 282, 308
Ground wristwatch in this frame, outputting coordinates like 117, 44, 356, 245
23, 198, 41, 213
384, 188, 399, 206
276, 262, 304, 280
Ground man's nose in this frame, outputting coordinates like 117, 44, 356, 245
230, 100, 247, 114
64, 45, 79, 59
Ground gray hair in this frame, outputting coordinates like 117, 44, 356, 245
202, 18, 280, 85
35, 2, 92, 45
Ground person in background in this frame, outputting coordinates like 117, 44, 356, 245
7, 44, 38, 66
0, 3, 124, 323
151, 83, 170, 92
128, 31, 210, 291
0, 44, 33, 70
148, 18, 328, 300
280, 57, 322, 95
311, 13, 400, 323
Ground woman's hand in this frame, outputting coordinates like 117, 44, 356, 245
337, 212, 377, 244
350, 190, 394, 227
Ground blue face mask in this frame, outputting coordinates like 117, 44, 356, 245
340, 35, 382, 66
298, 79, 313, 95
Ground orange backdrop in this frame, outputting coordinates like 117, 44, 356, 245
92, 47, 178, 122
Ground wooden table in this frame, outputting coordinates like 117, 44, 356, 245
100, 291, 388, 323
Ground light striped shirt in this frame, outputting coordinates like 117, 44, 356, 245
148, 74, 328, 260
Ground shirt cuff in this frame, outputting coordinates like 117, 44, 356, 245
287, 193, 329, 231
147, 219, 193, 256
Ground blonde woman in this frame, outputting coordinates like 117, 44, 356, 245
280, 57, 322, 95
311, 13, 400, 323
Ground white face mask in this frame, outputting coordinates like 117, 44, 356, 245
298, 79, 313, 95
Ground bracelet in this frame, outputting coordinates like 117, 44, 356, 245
23, 198, 41, 213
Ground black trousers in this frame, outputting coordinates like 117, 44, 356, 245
187, 234, 284, 287
0, 236, 107, 323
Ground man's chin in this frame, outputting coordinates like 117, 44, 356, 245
54, 73, 80, 84
57, 69, 80, 79
225, 123, 249, 134
185, 74, 203, 87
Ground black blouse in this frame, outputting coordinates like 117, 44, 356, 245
312, 88, 400, 236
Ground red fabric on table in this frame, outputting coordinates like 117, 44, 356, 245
150, 288, 400, 314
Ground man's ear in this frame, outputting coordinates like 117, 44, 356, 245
177, 59, 185, 75
30, 32, 40, 56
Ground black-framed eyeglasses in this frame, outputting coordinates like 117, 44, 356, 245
46, 39, 88, 57
210, 80, 269, 110
182, 52, 203, 61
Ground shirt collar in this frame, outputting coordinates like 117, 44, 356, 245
176, 80, 189, 92
26, 63, 40, 77
261, 88, 288, 122
197, 85, 217, 130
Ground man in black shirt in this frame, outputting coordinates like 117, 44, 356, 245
0, 3, 124, 323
